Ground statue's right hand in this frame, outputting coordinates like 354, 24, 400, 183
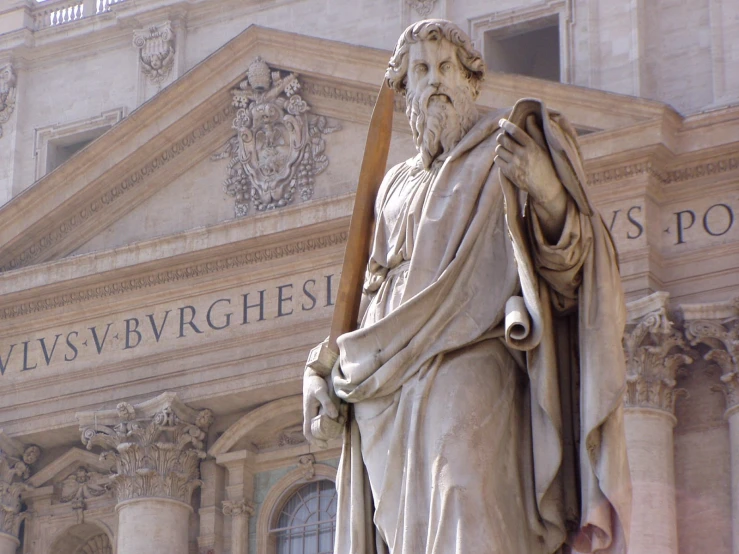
303, 367, 340, 447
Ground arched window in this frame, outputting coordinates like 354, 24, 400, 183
269, 480, 337, 554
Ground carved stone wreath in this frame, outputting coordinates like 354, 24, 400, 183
212, 57, 340, 217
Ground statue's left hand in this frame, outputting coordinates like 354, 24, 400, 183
495, 118, 568, 241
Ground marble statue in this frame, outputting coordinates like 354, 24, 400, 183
303, 19, 631, 554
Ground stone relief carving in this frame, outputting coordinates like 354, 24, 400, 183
684, 300, 739, 409
0, 63, 17, 139
0, 445, 40, 537
297, 454, 315, 480
133, 22, 175, 84
79, 395, 213, 504
222, 499, 255, 517
212, 57, 340, 216
407, 0, 437, 17
623, 302, 693, 413
58, 467, 110, 523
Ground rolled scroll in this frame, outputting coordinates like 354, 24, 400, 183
505, 295, 531, 343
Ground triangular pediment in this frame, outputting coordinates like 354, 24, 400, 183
0, 25, 674, 274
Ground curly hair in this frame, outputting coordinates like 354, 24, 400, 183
386, 19, 485, 98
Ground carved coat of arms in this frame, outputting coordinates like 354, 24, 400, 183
213, 57, 340, 216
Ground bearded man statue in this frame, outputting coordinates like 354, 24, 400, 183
303, 19, 632, 554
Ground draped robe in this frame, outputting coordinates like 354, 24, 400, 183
332, 100, 631, 554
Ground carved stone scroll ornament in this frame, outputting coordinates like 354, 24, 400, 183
0, 445, 40, 537
623, 305, 692, 413
685, 303, 739, 410
211, 57, 340, 216
0, 64, 17, 139
133, 22, 175, 84
79, 396, 213, 504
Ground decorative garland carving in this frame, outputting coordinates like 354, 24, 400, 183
623, 305, 692, 413
0, 64, 16, 139
685, 305, 739, 410
0, 230, 347, 320
0, 445, 40, 537
79, 394, 213, 504
222, 498, 255, 517
1, 106, 232, 273
58, 467, 110, 523
212, 57, 340, 216
133, 22, 175, 84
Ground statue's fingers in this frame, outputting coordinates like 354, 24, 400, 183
494, 144, 513, 163
499, 119, 532, 147
315, 387, 339, 419
496, 133, 521, 154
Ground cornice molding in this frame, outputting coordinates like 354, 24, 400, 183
0, 229, 347, 320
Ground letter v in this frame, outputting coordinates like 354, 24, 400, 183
89, 324, 113, 354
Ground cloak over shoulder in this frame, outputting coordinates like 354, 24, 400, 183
333, 99, 631, 554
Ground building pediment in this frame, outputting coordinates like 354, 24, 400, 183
0, 25, 673, 275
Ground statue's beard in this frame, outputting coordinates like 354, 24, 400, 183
406, 83, 478, 169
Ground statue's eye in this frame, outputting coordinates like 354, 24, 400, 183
415, 63, 428, 75
440, 62, 452, 73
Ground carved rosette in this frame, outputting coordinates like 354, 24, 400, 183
685, 311, 739, 411
212, 57, 340, 216
78, 393, 213, 505
222, 499, 255, 517
133, 22, 175, 84
623, 306, 692, 414
0, 64, 17, 139
0, 445, 40, 537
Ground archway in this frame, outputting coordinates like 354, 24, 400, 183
49, 522, 112, 554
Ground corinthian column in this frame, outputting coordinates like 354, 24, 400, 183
223, 499, 255, 554
0, 438, 40, 554
77, 392, 213, 554
623, 292, 691, 554
684, 298, 739, 554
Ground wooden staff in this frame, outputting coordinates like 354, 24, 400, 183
307, 80, 395, 377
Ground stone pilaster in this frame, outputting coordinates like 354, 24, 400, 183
222, 499, 255, 554
78, 392, 213, 554
0, 437, 40, 554
683, 298, 739, 554
623, 292, 691, 554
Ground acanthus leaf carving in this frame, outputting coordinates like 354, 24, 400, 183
623, 304, 692, 414
0, 64, 17, 139
212, 57, 340, 217
133, 22, 175, 85
0, 445, 40, 537
79, 396, 213, 504
684, 306, 739, 410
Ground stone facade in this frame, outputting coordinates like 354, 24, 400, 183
0, 2, 737, 554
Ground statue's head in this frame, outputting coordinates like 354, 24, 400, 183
386, 20, 485, 168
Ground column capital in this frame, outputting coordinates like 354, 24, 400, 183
0, 440, 40, 538
683, 298, 739, 414
624, 293, 692, 415
77, 392, 213, 504
222, 498, 255, 517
